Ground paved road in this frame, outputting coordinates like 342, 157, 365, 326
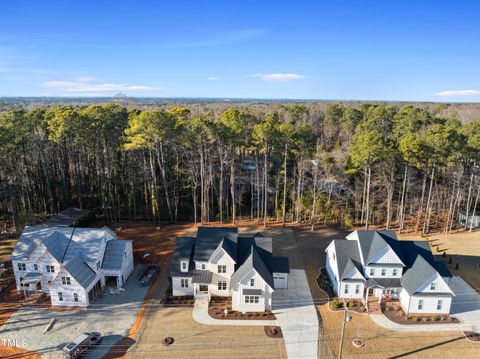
272, 269, 318, 359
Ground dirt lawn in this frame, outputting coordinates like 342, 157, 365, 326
318, 304, 479, 358
125, 306, 286, 359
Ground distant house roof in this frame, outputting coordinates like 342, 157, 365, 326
46, 207, 93, 227
63, 257, 97, 289
102, 240, 130, 271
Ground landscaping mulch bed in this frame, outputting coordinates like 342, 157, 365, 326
464, 331, 480, 342
208, 307, 277, 320
264, 326, 283, 338
329, 299, 366, 313
163, 295, 195, 306
317, 268, 335, 297
208, 296, 276, 320
384, 307, 460, 324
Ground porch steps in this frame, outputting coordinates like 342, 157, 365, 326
194, 296, 209, 308
367, 300, 382, 314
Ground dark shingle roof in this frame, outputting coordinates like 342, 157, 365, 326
231, 245, 274, 289
169, 237, 195, 277
273, 256, 290, 273
193, 227, 238, 262
332, 240, 364, 280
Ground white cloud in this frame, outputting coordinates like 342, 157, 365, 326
40, 80, 164, 92
250, 73, 306, 81
208, 76, 220, 81
435, 89, 480, 97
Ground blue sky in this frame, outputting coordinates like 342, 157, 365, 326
1, 0, 480, 101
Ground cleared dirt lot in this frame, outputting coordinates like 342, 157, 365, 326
126, 306, 286, 359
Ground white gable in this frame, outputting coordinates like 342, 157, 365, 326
343, 266, 364, 280
416, 272, 453, 295
369, 245, 404, 265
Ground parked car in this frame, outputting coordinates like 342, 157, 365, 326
137, 264, 160, 286
62, 332, 102, 359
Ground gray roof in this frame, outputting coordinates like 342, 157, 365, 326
273, 256, 290, 273
63, 257, 97, 289
365, 278, 402, 288
332, 240, 363, 280
12, 226, 116, 264
193, 227, 238, 262
400, 254, 451, 295
192, 270, 213, 284
102, 240, 130, 270
231, 245, 274, 289
355, 230, 397, 264
169, 237, 195, 277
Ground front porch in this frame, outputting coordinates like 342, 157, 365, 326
192, 270, 213, 302
363, 279, 401, 313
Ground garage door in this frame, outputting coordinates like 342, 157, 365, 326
274, 275, 286, 289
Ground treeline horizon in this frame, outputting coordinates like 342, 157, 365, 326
0, 102, 479, 235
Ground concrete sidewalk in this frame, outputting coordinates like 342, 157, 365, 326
370, 313, 466, 332
192, 305, 278, 326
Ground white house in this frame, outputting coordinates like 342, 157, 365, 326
11, 226, 134, 307
325, 230, 454, 316
170, 227, 289, 312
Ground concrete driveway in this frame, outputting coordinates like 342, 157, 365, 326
272, 269, 318, 359
450, 276, 480, 330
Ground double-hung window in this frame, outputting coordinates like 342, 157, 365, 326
381, 269, 386, 276
180, 279, 189, 288
46, 265, 55, 273
33, 264, 38, 271
245, 295, 259, 304
344, 284, 349, 294
217, 281, 227, 290
369, 268, 375, 276
74, 293, 79, 302
392, 268, 398, 276
418, 299, 423, 310
250, 278, 255, 287
430, 282, 436, 290
218, 265, 227, 274
437, 300, 443, 310
17, 263, 26, 271
355, 284, 360, 294
62, 277, 71, 285
58, 292, 63, 302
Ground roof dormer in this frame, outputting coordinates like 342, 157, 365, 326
180, 260, 189, 273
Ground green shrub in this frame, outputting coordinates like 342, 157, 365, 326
347, 300, 355, 308
431, 315, 438, 322
412, 316, 418, 322
331, 298, 340, 309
